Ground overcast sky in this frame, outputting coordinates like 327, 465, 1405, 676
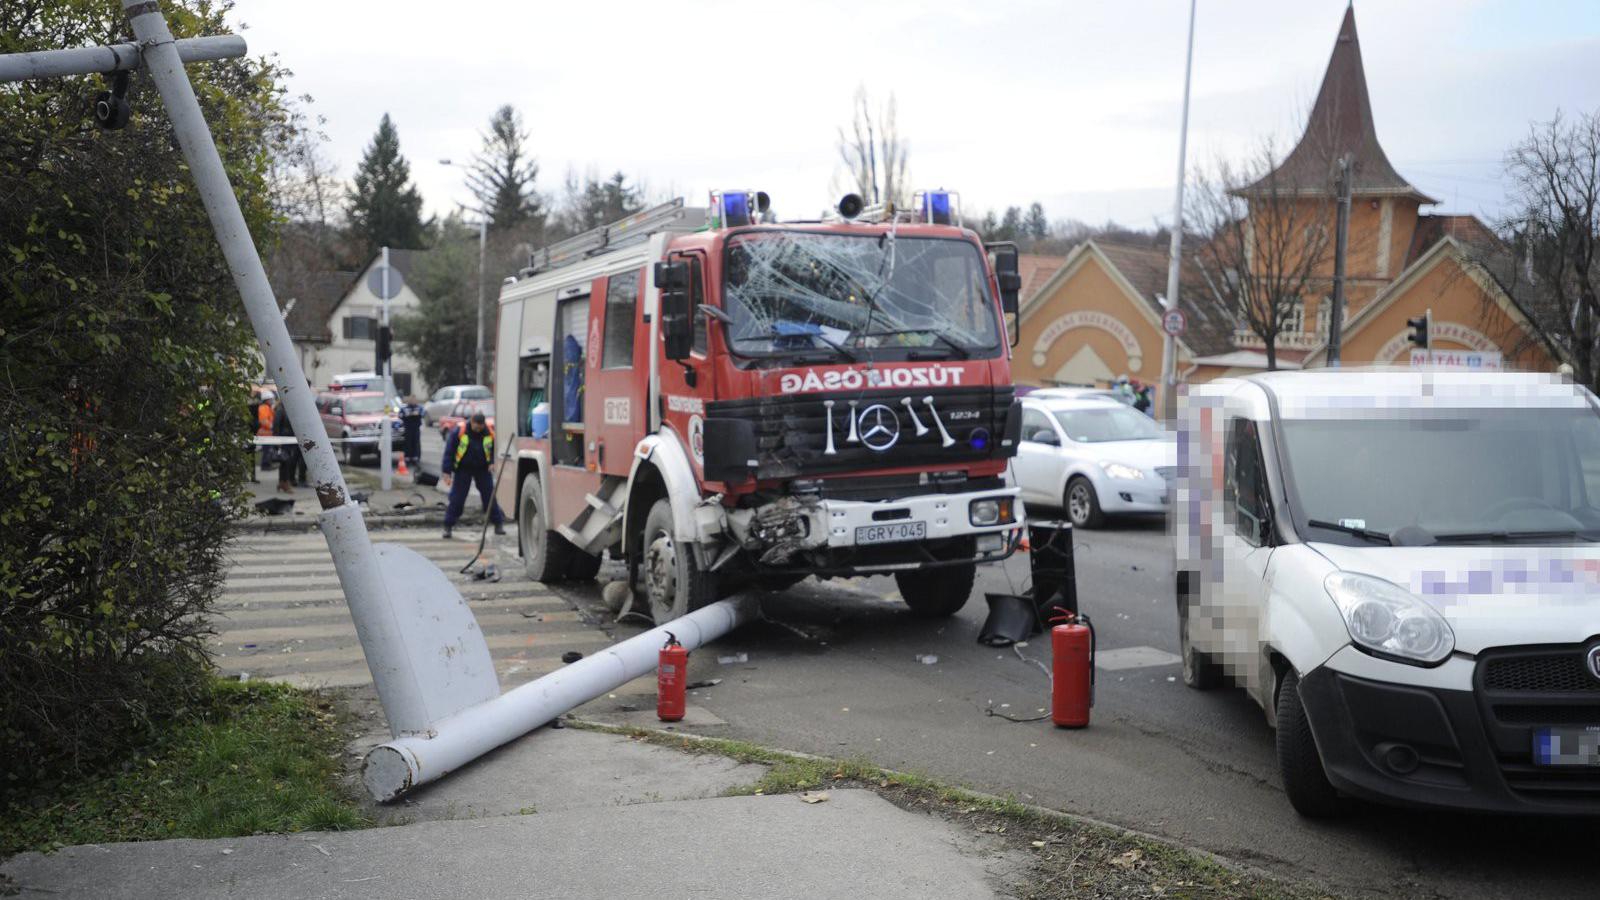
227, 0, 1600, 230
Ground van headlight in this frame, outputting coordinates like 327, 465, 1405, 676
1324, 572, 1454, 665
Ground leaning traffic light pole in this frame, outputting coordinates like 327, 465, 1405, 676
0, 1, 752, 801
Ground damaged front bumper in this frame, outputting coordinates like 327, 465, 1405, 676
708, 486, 1025, 576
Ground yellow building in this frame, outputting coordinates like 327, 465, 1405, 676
1015, 5, 1557, 406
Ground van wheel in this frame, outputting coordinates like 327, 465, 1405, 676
895, 564, 976, 617
519, 476, 582, 583
641, 498, 715, 624
1178, 587, 1222, 690
1276, 669, 1347, 817
341, 433, 356, 466
1065, 477, 1104, 529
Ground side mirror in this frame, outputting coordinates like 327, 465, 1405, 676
1030, 429, 1059, 446
330, 406, 343, 417
987, 242, 1021, 348
655, 260, 692, 361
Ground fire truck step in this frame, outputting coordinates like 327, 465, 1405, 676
584, 493, 619, 518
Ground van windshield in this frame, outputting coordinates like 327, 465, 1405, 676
722, 231, 1000, 359
341, 395, 386, 415
1280, 409, 1600, 542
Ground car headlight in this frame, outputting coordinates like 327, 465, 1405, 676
1101, 462, 1144, 481
1324, 572, 1454, 665
968, 497, 1016, 526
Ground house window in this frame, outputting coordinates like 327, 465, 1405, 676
343, 315, 378, 341
1283, 299, 1305, 336
602, 270, 640, 369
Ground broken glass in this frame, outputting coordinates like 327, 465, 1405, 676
722, 232, 1000, 358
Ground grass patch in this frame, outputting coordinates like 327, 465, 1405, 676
570, 720, 1339, 900
1, 679, 370, 855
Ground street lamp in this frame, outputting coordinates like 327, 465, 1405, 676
439, 158, 489, 386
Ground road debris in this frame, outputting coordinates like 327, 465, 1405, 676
799, 791, 830, 804
561, 651, 585, 664
686, 679, 722, 690
717, 652, 749, 665
915, 653, 939, 665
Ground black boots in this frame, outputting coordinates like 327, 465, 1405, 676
493, 522, 506, 536
442, 525, 453, 539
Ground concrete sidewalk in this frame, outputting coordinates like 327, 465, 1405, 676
2, 727, 1023, 900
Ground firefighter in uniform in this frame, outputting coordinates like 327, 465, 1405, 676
441, 412, 505, 539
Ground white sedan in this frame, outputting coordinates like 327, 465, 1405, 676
1011, 397, 1175, 528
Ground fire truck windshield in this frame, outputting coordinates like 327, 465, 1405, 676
722, 231, 1001, 360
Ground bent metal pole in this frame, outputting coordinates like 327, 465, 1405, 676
117, 1, 450, 734
363, 596, 757, 802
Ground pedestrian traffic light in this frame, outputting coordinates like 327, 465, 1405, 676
1407, 311, 1430, 349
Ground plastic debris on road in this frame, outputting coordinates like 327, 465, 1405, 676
717, 652, 749, 665
915, 653, 939, 665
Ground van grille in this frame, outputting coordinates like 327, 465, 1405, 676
1482, 653, 1600, 693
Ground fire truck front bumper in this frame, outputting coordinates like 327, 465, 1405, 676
720, 487, 1025, 576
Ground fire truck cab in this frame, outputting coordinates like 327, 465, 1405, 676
493, 191, 1026, 623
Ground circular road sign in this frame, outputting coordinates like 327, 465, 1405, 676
1162, 308, 1187, 337
367, 265, 405, 300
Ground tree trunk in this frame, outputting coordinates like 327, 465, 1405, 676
1264, 336, 1278, 371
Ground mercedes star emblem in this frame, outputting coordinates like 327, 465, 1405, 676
856, 404, 901, 452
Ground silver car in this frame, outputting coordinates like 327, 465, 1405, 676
1011, 397, 1175, 528
423, 384, 491, 425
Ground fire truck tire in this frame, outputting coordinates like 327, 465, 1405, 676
1276, 669, 1348, 818
641, 498, 715, 624
519, 475, 581, 583
895, 564, 976, 618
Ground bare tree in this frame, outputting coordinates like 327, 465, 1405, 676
1185, 141, 1337, 370
835, 86, 909, 209
1495, 109, 1600, 386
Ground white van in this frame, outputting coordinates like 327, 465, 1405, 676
1177, 370, 1600, 816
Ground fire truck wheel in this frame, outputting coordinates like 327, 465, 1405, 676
520, 475, 580, 583
565, 549, 601, 581
895, 564, 976, 618
641, 498, 715, 624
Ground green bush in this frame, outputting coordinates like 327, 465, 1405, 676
0, 1, 295, 795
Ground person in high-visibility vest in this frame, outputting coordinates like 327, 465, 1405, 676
441, 411, 505, 539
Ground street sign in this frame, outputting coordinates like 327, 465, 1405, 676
367, 264, 404, 300
1162, 308, 1187, 337
1409, 349, 1503, 370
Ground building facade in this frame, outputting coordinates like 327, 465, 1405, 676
1014, 5, 1556, 411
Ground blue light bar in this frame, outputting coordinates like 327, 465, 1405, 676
921, 191, 952, 225
720, 191, 751, 227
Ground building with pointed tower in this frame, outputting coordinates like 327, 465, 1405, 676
1014, 4, 1557, 411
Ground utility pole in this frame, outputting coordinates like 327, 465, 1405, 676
1160, 0, 1198, 420
379, 245, 393, 490
1327, 153, 1352, 367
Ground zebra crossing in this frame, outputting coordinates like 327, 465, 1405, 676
215, 527, 616, 690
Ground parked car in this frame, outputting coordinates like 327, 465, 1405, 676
1178, 370, 1600, 817
1022, 385, 1127, 405
425, 384, 491, 425
1011, 395, 1174, 527
437, 399, 495, 440
317, 390, 401, 464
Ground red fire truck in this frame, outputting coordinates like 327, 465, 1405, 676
493, 191, 1026, 623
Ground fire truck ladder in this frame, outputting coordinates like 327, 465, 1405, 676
556, 474, 630, 554
523, 198, 707, 275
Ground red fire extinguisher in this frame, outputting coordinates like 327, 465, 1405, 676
1050, 611, 1095, 728
658, 631, 687, 722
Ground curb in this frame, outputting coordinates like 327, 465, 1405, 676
236, 510, 501, 535
566, 716, 1292, 887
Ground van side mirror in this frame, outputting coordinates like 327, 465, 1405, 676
987, 242, 1021, 347
655, 260, 692, 361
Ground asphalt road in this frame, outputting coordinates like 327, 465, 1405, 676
560, 516, 1598, 899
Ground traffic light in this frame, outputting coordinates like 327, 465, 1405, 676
1407, 311, 1430, 349
375, 324, 391, 374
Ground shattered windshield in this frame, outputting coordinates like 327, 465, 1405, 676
722, 231, 1000, 358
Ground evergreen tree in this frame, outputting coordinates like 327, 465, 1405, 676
1025, 202, 1050, 241
345, 114, 427, 258
468, 105, 544, 232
